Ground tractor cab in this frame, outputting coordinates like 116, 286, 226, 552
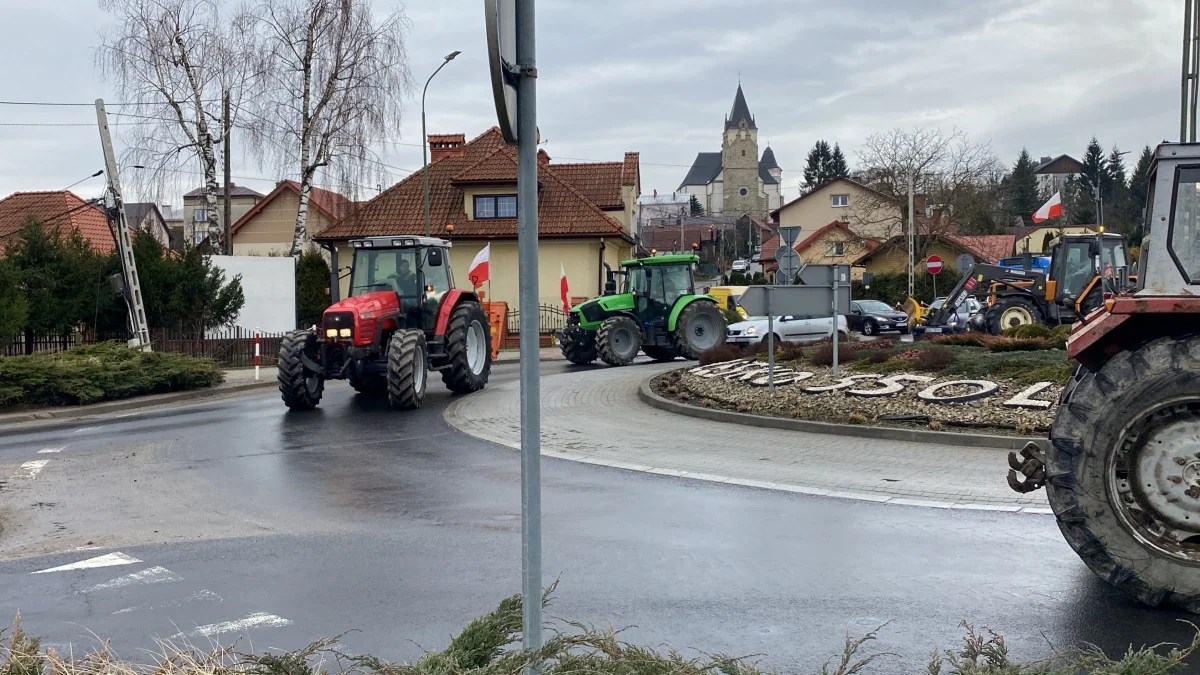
621, 256, 697, 329
1043, 232, 1131, 318
343, 236, 454, 333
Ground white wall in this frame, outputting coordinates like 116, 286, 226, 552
208, 255, 296, 334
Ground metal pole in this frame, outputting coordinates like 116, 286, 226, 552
831, 269, 839, 377
906, 173, 915, 299
223, 90, 232, 255
515, 0, 542, 671
766, 290, 774, 393
421, 107, 430, 236
96, 99, 152, 352
1192, 3, 1200, 143
1184, 0, 1192, 142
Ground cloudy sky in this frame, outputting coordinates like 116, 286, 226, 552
0, 0, 1184, 207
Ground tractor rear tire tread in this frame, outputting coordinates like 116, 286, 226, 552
672, 300, 726, 360
985, 295, 1043, 335
387, 329, 427, 410
441, 302, 492, 393
597, 315, 641, 366
278, 330, 323, 410
1047, 333, 1200, 612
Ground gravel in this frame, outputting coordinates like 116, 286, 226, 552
654, 359, 1059, 435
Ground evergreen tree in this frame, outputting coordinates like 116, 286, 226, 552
1064, 175, 1096, 225
130, 231, 245, 337
0, 258, 27, 347
829, 143, 850, 180
1129, 145, 1155, 232
802, 140, 833, 190
1007, 148, 1040, 226
1104, 145, 1132, 233
1080, 137, 1106, 199
689, 194, 704, 216
296, 249, 331, 328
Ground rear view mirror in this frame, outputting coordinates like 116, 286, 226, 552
1118, 266, 1130, 290
427, 248, 444, 267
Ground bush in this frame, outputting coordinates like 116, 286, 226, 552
932, 333, 991, 347
698, 344, 743, 366
296, 249, 331, 328
809, 342, 867, 367
914, 346, 954, 371
1052, 323, 1072, 339
722, 307, 743, 327
865, 350, 891, 364
0, 342, 223, 407
988, 337, 1051, 352
1002, 323, 1053, 339
728, 271, 747, 285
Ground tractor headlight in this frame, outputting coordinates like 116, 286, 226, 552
325, 328, 338, 338
338, 328, 352, 338
744, 326, 757, 335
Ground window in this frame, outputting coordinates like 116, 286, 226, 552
738, 187, 749, 197
1171, 167, 1200, 282
826, 241, 845, 257
830, 194, 850, 208
474, 194, 517, 219
422, 249, 452, 295
741, 150, 745, 156
624, 267, 648, 294
194, 208, 207, 221
349, 248, 420, 297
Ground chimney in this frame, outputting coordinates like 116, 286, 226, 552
1040, 156, 1051, 164
653, 189, 658, 197
537, 148, 551, 165
428, 134, 466, 162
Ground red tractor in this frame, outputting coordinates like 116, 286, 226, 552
277, 236, 491, 410
1008, 142, 1200, 611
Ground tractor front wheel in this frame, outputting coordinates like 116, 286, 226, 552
387, 329, 428, 410
441, 301, 492, 393
672, 301, 726, 360
597, 316, 641, 366
642, 345, 678, 362
559, 329, 598, 365
985, 296, 1043, 334
1048, 334, 1200, 611
278, 330, 324, 410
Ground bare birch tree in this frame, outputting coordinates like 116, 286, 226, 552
242, 0, 412, 255
97, 0, 252, 249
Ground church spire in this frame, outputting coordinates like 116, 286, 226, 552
725, 83, 756, 131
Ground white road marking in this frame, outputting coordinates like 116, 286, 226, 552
112, 589, 222, 615
15, 460, 48, 479
32, 552, 141, 574
74, 546, 102, 551
37, 447, 65, 454
73, 427, 99, 434
177, 613, 292, 638
83, 566, 181, 592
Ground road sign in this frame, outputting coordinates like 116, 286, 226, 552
955, 253, 975, 277
797, 263, 851, 287
926, 255, 943, 275
485, 0, 518, 144
737, 284, 850, 317
776, 247, 801, 283
778, 226, 802, 248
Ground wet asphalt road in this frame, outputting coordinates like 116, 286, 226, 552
0, 361, 1196, 673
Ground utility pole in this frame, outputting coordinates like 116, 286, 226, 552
906, 172, 915, 298
223, 90, 232, 255
96, 99, 152, 352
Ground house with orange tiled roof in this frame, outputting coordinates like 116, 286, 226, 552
230, 180, 356, 256
315, 128, 640, 307
853, 232, 1016, 278
0, 190, 116, 254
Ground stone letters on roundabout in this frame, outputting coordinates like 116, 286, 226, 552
686, 359, 1056, 410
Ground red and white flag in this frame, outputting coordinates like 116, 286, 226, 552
560, 263, 570, 313
467, 243, 490, 287
1032, 192, 1063, 223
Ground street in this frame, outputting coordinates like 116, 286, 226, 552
0, 361, 1195, 672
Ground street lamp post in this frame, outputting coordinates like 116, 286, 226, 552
422, 50, 461, 237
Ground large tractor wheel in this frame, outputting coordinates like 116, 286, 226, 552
1048, 334, 1200, 611
441, 301, 492, 393
559, 331, 598, 365
387, 329, 428, 410
278, 330, 324, 410
672, 300, 726, 360
597, 315, 641, 366
985, 296, 1043, 334
642, 345, 678, 362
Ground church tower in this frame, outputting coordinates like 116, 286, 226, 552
721, 84, 763, 217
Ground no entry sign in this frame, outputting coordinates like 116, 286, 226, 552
926, 255, 943, 275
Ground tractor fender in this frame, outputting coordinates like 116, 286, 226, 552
434, 290, 481, 336
668, 295, 717, 332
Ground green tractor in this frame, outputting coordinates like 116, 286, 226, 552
555, 254, 726, 366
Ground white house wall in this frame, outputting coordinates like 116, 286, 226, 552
207, 255, 296, 334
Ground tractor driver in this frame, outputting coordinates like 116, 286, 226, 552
394, 259, 419, 297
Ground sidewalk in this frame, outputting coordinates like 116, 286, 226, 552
494, 347, 564, 363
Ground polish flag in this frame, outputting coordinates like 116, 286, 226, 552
560, 263, 570, 314
467, 243, 490, 287
1032, 192, 1063, 223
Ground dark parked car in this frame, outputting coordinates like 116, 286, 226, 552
847, 300, 911, 336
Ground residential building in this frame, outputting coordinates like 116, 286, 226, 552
181, 184, 265, 246
230, 180, 354, 256
770, 177, 899, 243
637, 190, 690, 235
1014, 224, 1098, 253
1034, 154, 1084, 196
678, 84, 782, 219
854, 233, 1015, 277
761, 221, 878, 281
124, 203, 171, 248
315, 128, 638, 308
0, 190, 115, 253
159, 204, 185, 250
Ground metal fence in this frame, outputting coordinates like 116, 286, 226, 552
4, 326, 286, 368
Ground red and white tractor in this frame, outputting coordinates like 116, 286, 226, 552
277, 236, 491, 410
